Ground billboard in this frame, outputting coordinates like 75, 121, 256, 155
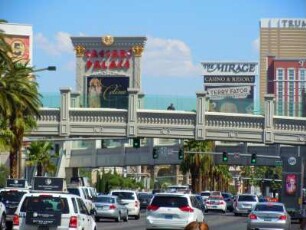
285, 174, 297, 195
202, 62, 257, 114
87, 76, 129, 109
5, 35, 30, 63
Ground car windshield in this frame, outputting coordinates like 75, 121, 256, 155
95, 196, 115, 203
238, 195, 257, 201
20, 196, 69, 214
254, 204, 284, 212
0, 190, 27, 203
222, 193, 231, 198
151, 196, 188, 208
138, 193, 153, 199
112, 192, 135, 200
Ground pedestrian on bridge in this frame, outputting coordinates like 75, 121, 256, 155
184, 221, 209, 230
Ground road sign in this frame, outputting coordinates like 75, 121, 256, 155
275, 160, 283, 166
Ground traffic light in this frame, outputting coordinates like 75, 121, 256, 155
153, 147, 158, 159
222, 152, 228, 162
178, 148, 184, 160
251, 153, 257, 164
133, 138, 140, 148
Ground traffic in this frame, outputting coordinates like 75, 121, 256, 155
0, 178, 301, 230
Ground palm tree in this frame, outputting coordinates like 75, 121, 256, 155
0, 20, 42, 178
25, 141, 59, 176
180, 140, 214, 193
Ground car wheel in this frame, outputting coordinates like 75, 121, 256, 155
124, 213, 129, 222
116, 213, 121, 222
0, 215, 6, 230
135, 213, 140, 220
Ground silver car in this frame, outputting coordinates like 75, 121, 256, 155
247, 202, 291, 230
94, 195, 128, 222
234, 194, 258, 215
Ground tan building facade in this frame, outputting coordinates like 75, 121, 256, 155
259, 19, 306, 110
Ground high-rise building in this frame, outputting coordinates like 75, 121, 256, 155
259, 19, 306, 111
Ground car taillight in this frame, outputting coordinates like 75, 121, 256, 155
69, 216, 78, 228
13, 214, 19, 226
147, 205, 159, 211
279, 215, 287, 220
249, 214, 257, 220
135, 200, 139, 207
180, 206, 194, 212
109, 205, 116, 209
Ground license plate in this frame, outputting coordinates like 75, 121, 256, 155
38, 226, 49, 230
102, 206, 109, 210
264, 218, 271, 221
165, 215, 173, 219
211, 206, 217, 208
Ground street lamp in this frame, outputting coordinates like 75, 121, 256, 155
33, 66, 57, 72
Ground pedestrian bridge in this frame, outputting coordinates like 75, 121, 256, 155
28, 88, 306, 146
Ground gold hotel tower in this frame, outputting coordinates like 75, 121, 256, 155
259, 18, 306, 110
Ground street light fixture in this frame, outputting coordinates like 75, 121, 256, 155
33, 66, 57, 72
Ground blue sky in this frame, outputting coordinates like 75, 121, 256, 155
0, 0, 305, 96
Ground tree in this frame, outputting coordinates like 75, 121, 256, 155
0, 164, 9, 187
180, 140, 214, 193
25, 141, 59, 176
0, 20, 42, 178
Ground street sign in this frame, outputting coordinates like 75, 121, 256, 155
275, 160, 283, 166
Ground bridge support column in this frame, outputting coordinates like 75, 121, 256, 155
60, 88, 71, 137
195, 91, 207, 140
264, 94, 275, 144
127, 88, 139, 137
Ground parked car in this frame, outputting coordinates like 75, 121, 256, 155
222, 192, 234, 212
247, 202, 291, 230
145, 193, 204, 229
234, 194, 259, 216
137, 192, 153, 210
205, 195, 227, 213
0, 200, 6, 230
109, 190, 140, 219
94, 195, 128, 222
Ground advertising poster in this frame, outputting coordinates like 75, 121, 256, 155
285, 174, 297, 195
87, 76, 129, 109
205, 85, 254, 113
5, 35, 30, 63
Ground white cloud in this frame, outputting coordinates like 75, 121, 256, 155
142, 36, 202, 77
252, 37, 259, 53
34, 32, 73, 56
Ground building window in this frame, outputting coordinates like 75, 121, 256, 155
287, 69, 295, 116
299, 69, 306, 116
276, 69, 284, 116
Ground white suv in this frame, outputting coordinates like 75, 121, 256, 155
67, 186, 95, 213
13, 191, 96, 230
146, 193, 204, 229
109, 190, 140, 219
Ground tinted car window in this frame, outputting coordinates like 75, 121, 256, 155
151, 196, 188, 208
201, 192, 210, 196
112, 192, 135, 200
255, 204, 284, 212
20, 196, 69, 214
67, 188, 80, 196
0, 191, 27, 202
222, 193, 231, 199
95, 196, 115, 203
238, 195, 257, 202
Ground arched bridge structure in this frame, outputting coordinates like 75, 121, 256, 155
29, 88, 306, 146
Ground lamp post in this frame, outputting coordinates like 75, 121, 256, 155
33, 66, 57, 72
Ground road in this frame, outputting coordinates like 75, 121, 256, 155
96, 210, 302, 230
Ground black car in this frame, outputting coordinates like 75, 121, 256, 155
222, 192, 234, 212
137, 192, 153, 209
